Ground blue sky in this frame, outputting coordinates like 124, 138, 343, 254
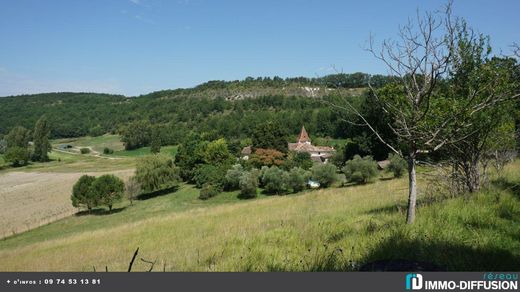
0, 0, 518, 96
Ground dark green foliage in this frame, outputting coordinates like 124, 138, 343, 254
103, 147, 114, 155
150, 126, 162, 154
283, 151, 313, 170
239, 171, 259, 198
71, 175, 97, 210
120, 120, 151, 150
342, 155, 378, 184
5, 126, 31, 148
176, 132, 204, 182
388, 153, 407, 178
224, 164, 244, 191
198, 184, 220, 200
89, 125, 104, 137
261, 166, 287, 194
89, 174, 125, 211
285, 167, 309, 193
4, 146, 31, 167
310, 163, 338, 188
32, 116, 51, 162
80, 148, 90, 154
252, 122, 288, 153
193, 164, 228, 189
0, 138, 6, 154
135, 154, 180, 193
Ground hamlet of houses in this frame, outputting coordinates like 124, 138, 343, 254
241, 126, 336, 163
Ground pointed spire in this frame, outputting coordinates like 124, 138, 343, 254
297, 126, 311, 143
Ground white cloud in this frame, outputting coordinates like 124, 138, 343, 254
129, 0, 141, 5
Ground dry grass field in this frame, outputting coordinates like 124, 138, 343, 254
0, 161, 518, 271
0, 169, 133, 238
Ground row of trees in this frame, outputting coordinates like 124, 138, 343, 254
1, 116, 51, 166
71, 154, 180, 212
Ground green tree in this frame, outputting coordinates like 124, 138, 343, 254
285, 167, 309, 193
71, 175, 97, 211
342, 155, 378, 184
176, 132, 205, 182
261, 166, 287, 194
134, 154, 180, 193
284, 151, 313, 170
387, 153, 407, 178
4, 147, 31, 167
224, 164, 245, 191
251, 121, 288, 152
193, 164, 228, 188
311, 163, 337, 188
32, 116, 51, 162
5, 126, 31, 148
90, 174, 124, 211
203, 138, 233, 165
150, 126, 162, 154
120, 120, 151, 150
89, 125, 104, 137
239, 171, 259, 198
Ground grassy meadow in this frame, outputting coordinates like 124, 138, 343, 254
0, 158, 518, 271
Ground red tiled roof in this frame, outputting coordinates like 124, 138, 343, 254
297, 126, 311, 143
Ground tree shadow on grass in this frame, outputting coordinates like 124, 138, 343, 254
75, 207, 126, 217
359, 233, 520, 271
137, 185, 179, 200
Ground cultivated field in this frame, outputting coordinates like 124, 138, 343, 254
0, 161, 518, 271
0, 169, 134, 238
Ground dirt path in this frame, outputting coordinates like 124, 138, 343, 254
52, 147, 122, 160
0, 169, 133, 239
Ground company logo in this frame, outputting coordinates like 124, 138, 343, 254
406, 273, 423, 290
404, 273, 518, 291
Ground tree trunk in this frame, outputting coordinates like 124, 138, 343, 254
467, 158, 480, 193
406, 153, 417, 224
109, 204, 113, 211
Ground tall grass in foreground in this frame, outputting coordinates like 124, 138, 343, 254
0, 162, 518, 271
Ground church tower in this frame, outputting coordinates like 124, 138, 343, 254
297, 126, 311, 144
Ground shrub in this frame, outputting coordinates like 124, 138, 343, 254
90, 174, 125, 211
239, 171, 259, 198
71, 175, 97, 211
261, 166, 287, 194
103, 147, 114, 155
311, 163, 338, 188
283, 151, 313, 170
199, 184, 220, 200
388, 153, 407, 178
342, 155, 378, 184
193, 164, 228, 189
285, 167, 309, 193
4, 146, 31, 167
80, 147, 91, 154
224, 164, 244, 191
135, 154, 180, 193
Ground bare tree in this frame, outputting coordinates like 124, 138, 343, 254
513, 43, 520, 59
327, 2, 519, 224
125, 176, 141, 205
